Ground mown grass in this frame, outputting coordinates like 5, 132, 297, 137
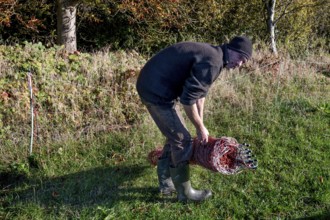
1, 47, 329, 219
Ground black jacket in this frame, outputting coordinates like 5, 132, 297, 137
136, 42, 225, 106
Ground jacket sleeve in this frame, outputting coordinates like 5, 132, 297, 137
180, 62, 220, 105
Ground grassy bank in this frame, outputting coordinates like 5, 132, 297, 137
0, 44, 329, 219
0, 43, 146, 163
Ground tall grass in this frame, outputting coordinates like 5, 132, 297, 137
0, 44, 329, 219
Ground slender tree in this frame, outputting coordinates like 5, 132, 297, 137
263, 0, 328, 55
264, 0, 277, 55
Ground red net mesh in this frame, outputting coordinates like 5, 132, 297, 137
147, 146, 163, 166
191, 136, 240, 174
147, 136, 257, 175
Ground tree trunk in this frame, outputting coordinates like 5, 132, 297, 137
265, 0, 278, 56
56, 0, 79, 53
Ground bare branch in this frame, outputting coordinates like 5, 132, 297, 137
277, 0, 293, 18
274, 1, 324, 24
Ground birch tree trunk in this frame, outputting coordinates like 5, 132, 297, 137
265, 0, 278, 56
56, 0, 79, 53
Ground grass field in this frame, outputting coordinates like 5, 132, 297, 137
1, 50, 329, 219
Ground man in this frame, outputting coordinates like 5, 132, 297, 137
136, 36, 253, 203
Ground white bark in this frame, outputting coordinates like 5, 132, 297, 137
265, 0, 278, 56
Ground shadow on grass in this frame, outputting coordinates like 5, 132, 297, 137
296, 212, 330, 220
1, 164, 172, 212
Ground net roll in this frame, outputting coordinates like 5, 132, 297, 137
191, 136, 240, 174
147, 136, 257, 175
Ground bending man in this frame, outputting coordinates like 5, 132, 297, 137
136, 36, 253, 203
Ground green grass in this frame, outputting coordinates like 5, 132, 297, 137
1, 114, 329, 220
1, 50, 330, 219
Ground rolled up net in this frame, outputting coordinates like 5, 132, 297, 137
147, 136, 257, 175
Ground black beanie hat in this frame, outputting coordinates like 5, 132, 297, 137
227, 36, 252, 59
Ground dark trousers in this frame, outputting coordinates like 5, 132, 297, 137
142, 100, 193, 167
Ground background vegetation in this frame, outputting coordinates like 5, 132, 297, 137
0, 0, 329, 219
0, 0, 329, 54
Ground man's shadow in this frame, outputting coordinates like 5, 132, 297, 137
1, 164, 173, 212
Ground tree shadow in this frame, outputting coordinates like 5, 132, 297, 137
1, 164, 174, 213
295, 212, 330, 220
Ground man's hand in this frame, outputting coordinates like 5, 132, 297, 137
183, 98, 209, 144
197, 126, 209, 144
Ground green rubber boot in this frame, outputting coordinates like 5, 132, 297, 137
157, 157, 176, 195
170, 162, 212, 203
